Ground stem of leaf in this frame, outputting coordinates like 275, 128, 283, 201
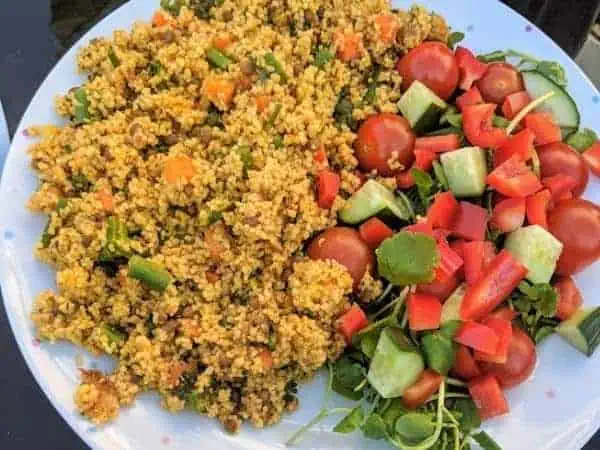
446, 377, 467, 388
506, 91, 555, 135
357, 286, 410, 336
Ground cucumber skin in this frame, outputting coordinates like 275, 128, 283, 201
441, 284, 467, 324
339, 180, 410, 224
557, 307, 600, 357
440, 147, 487, 198
398, 81, 447, 134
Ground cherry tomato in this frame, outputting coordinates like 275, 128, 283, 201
553, 276, 583, 321
397, 42, 459, 100
476, 63, 524, 105
547, 199, 600, 276
479, 326, 537, 389
402, 370, 443, 409
355, 113, 416, 176
537, 142, 589, 197
308, 227, 374, 288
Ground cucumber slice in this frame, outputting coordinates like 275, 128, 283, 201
504, 225, 563, 284
339, 180, 412, 225
556, 307, 600, 357
367, 327, 425, 398
441, 284, 467, 324
398, 81, 448, 134
440, 147, 487, 198
522, 71, 580, 129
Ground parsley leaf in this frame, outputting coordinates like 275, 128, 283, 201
447, 31, 465, 49
411, 168, 438, 208
314, 45, 334, 68
376, 232, 439, 285
363, 65, 382, 105
334, 86, 358, 131
332, 353, 367, 400
73, 88, 91, 125
566, 128, 598, 152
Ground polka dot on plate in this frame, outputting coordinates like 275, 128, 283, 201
466, 24, 474, 32
161, 436, 171, 445
4, 230, 14, 240
545, 389, 556, 399
32, 338, 41, 347
87, 426, 98, 433
593, 95, 599, 104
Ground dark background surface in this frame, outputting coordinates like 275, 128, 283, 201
1, 1, 600, 449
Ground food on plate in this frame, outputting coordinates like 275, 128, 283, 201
23, 0, 600, 448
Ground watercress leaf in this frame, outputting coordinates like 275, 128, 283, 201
376, 232, 439, 286
536, 60, 568, 87
513, 295, 532, 314
447, 31, 465, 50
332, 354, 367, 400
395, 413, 436, 445
333, 406, 364, 434
363, 65, 382, 105
432, 161, 450, 191
411, 168, 436, 207
357, 328, 381, 359
493, 115, 511, 129
566, 128, 598, 152
535, 284, 558, 318
471, 431, 502, 450
382, 399, 408, 432
421, 332, 456, 376
452, 398, 481, 434
478, 50, 507, 63
518, 281, 539, 299
361, 413, 387, 440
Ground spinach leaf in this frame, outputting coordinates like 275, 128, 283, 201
361, 413, 387, 440
421, 332, 456, 376
333, 406, 364, 433
447, 31, 465, 50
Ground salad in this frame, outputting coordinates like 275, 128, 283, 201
288, 37, 600, 449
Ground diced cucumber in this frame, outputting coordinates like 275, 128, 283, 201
504, 225, 563, 284
441, 284, 467, 324
367, 327, 425, 399
339, 180, 412, 225
556, 307, 600, 357
522, 71, 580, 129
398, 81, 448, 134
440, 147, 487, 198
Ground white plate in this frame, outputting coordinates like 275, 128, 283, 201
1, 1, 600, 449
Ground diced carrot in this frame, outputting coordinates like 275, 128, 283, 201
206, 271, 220, 284
254, 95, 271, 113
164, 155, 196, 184
338, 304, 369, 343
96, 188, 114, 211
203, 77, 236, 109
334, 31, 363, 62
152, 11, 169, 27
375, 14, 400, 44
259, 349, 273, 369
213, 34, 233, 51
314, 145, 327, 164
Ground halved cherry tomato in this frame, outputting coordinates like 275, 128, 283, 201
415, 134, 461, 153
402, 370, 443, 409
407, 293, 442, 331
542, 174, 578, 200
462, 241, 485, 285
451, 345, 482, 380
359, 217, 394, 249
490, 198, 526, 233
454, 321, 500, 355
460, 250, 528, 321
463, 103, 508, 149
403, 221, 435, 237
479, 326, 537, 389
355, 113, 416, 176
456, 86, 483, 112
414, 148, 438, 172
548, 199, 600, 276
487, 155, 543, 198
417, 275, 459, 302
554, 276, 583, 321
338, 304, 369, 343
526, 189, 552, 229
317, 170, 341, 209
501, 90, 532, 120
494, 128, 535, 167
397, 42, 460, 100
583, 141, 600, 176
524, 112, 562, 146
468, 375, 510, 420
434, 239, 464, 282
451, 201, 488, 242
474, 317, 513, 364
427, 192, 459, 229
537, 142, 589, 197
476, 62, 524, 105
455, 47, 488, 91
490, 306, 518, 322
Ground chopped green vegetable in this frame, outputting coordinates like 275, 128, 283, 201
334, 86, 358, 131
471, 431, 502, 450
204, 104, 224, 128
432, 161, 449, 191
41, 199, 68, 247
332, 353, 367, 400
160, 0, 184, 15
104, 324, 127, 345
493, 115, 511, 129
108, 47, 120, 68
264, 52, 288, 82
421, 331, 456, 376
478, 50, 507, 63
189, 0, 224, 20
447, 31, 465, 49
314, 45, 334, 68
566, 128, 598, 152
376, 232, 439, 286
333, 406, 364, 433
361, 413, 387, 440
69, 173, 92, 193
440, 111, 463, 128
363, 65, 382, 105
99, 217, 131, 262
207, 210, 223, 225
411, 168, 438, 209
266, 103, 283, 129
273, 135, 284, 149
339, 179, 412, 224
148, 61, 163, 76
128, 256, 171, 292
206, 48, 231, 70
235, 146, 254, 174
395, 413, 436, 445
556, 307, 600, 356
453, 398, 481, 434
73, 88, 90, 125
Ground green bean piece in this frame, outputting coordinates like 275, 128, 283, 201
100, 217, 130, 262
108, 47, 120, 68
128, 256, 171, 292
207, 48, 231, 70
73, 88, 90, 125
266, 103, 282, 129
264, 53, 288, 82
41, 199, 68, 247
273, 135, 284, 149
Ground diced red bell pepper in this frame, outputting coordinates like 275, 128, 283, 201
359, 217, 394, 249
487, 155, 543, 198
490, 306, 518, 322
338, 304, 369, 343
490, 197, 526, 233
396, 170, 415, 189
494, 128, 535, 167
317, 170, 340, 208
460, 250, 528, 321
457, 86, 484, 112
414, 148, 438, 172
542, 174, 578, 200
417, 275, 459, 302
407, 293, 443, 331
451, 345, 482, 380
454, 321, 500, 355
468, 375, 510, 421
501, 91, 532, 120
415, 134, 461, 153
403, 221, 435, 237
427, 191, 459, 229
526, 189, 552, 229
455, 46, 489, 91
451, 201, 488, 241
524, 112, 562, 146
463, 103, 508, 149
583, 141, 600, 177
402, 370, 444, 409
474, 317, 513, 364
434, 238, 464, 282
554, 276, 583, 321
314, 146, 327, 164
481, 241, 497, 269
462, 241, 486, 285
